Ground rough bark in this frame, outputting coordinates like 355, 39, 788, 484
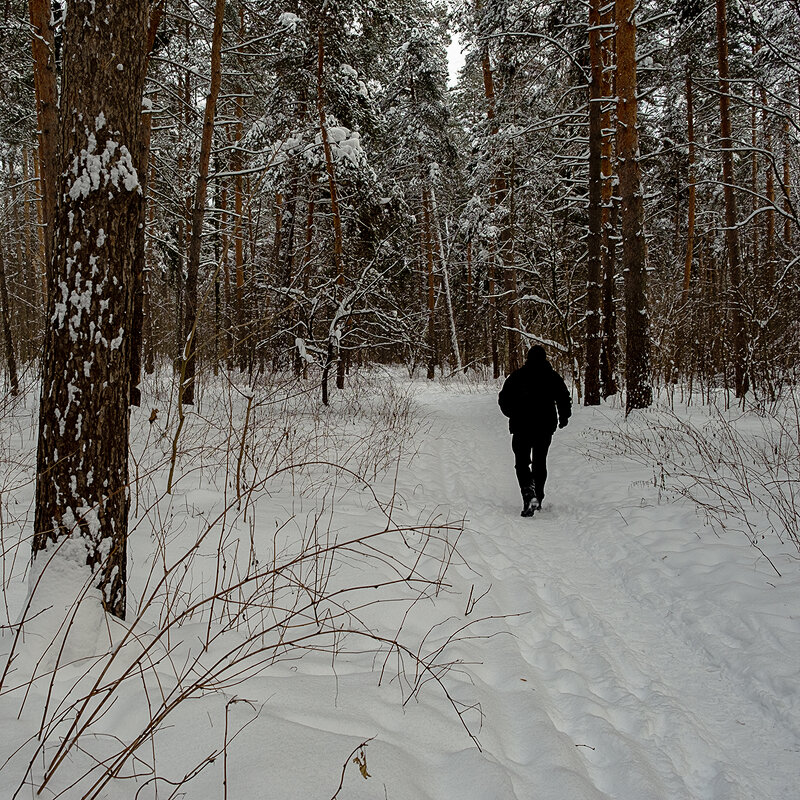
317, 26, 346, 403
616, 0, 652, 412
782, 112, 792, 246
584, 0, 604, 405
33, 0, 149, 619
465, 238, 474, 370
760, 86, 776, 287
481, 46, 522, 374
233, 111, 246, 365
682, 66, 697, 305
422, 188, 437, 380
0, 237, 18, 396
716, 0, 748, 398
599, 2, 618, 398
29, 0, 59, 282
129, 2, 166, 404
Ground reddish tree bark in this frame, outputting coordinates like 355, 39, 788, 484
682, 66, 697, 305
616, 0, 652, 411
481, 47, 522, 374
584, 0, 604, 405
716, 0, 748, 397
181, 0, 227, 405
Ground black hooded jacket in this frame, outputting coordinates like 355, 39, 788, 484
498, 356, 572, 436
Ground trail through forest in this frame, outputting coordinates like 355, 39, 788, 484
408, 384, 800, 799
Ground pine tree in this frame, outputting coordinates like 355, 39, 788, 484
33, 0, 149, 619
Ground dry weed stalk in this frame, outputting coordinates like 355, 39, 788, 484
1, 369, 481, 798
588, 394, 800, 571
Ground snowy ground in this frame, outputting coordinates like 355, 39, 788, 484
1, 372, 798, 799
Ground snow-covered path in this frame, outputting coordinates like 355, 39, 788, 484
2, 379, 798, 799
411, 386, 800, 800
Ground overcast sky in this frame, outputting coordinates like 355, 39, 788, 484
447, 30, 465, 86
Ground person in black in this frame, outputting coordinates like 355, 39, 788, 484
498, 345, 572, 516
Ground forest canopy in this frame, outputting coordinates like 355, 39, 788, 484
1, 0, 798, 409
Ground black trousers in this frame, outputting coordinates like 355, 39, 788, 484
512, 431, 553, 501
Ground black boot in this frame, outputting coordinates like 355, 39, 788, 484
521, 488, 536, 517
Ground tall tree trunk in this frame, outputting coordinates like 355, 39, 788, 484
129, 101, 151, 406
422, 188, 437, 380
750, 80, 759, 271
317, 26, 346, 403
233, 122, 246, 366
682, 66, 697, 305
782, 110, 792, 246
181, 0, 226, 405
142, 108, 158, 376
716, 0, 748, 397
616, 0, 652, 412
600, 3, 618, 398
465, 237, 474, 370
584, 0, 604, 405
29, 0, 59, 284
601, 189, 619, 397
129, 2, 166, 403
33, 149, 47, 278
8, 159, 31, 356
481, 46, 522, 374
33, 0, 149, 619
429, 184, 462, 372
21, 148, 35, 302
0, 237, 18, 396
760, 85, 776, 287
487, 251, 500, 379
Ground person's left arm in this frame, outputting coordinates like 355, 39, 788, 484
554, 373, 572, 428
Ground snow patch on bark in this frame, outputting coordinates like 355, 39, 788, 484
67, 132, 141, 200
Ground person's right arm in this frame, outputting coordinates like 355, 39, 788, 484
498, 374, 516, 418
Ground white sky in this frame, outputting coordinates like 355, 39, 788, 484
447, 30, 465, 86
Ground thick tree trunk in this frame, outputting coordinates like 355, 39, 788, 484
33, 0, 149, 619
181, 0, 226, 405
616, 0, 652, 412
716, 0, 748, 398
584, 0, 604, 405
601, 190, 619, 398
599, 1, 618, 398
